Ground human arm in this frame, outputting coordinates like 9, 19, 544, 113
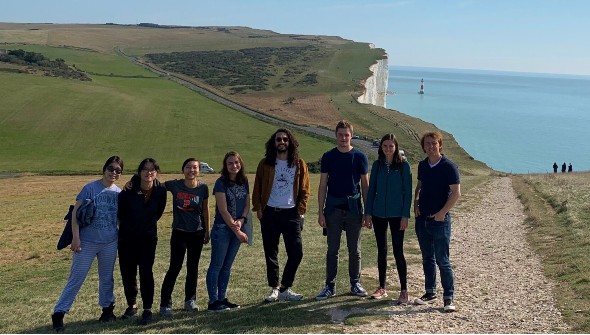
364, 162, 378, 229
202, 198, 211, 244
414, 180, 422, 218
360, 173, 369, 228
317, 172, 328, 228
251, 160, 264, 220
401, 161, 412, 230
297, 159, 311, 216
432, 184, 461, 221
215, 191, 248, 243
70, 200, 83, 253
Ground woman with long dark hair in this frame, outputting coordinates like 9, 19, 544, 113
206, 151, 250, 311
364, 134, 412, 303
118, 158, 167, 325
52, 156, 124, 331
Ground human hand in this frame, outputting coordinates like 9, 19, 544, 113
318, 212, 326, 228
400, 217, 408, 230
203, 230, 210, 244
363, 215, 373, 229
70, 237, 81, 253
256, 210, 263, 220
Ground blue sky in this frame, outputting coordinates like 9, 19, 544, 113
1, 0, 588, 75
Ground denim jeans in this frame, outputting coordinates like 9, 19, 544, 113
206, 223, 242, 303
415, 214, 454, 299
325, 208, 362, 286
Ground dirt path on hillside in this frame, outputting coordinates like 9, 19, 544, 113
338, 176, 569, 333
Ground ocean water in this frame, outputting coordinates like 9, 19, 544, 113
386, 66, 590, 174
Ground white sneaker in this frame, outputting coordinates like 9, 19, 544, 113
277, 288, 303, 301
265, 287, 279, 302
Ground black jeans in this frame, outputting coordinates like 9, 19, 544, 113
119, 235, 158, 310
372, 216, 407, 290
260, 206, 303, 288
160, 229, 205, 307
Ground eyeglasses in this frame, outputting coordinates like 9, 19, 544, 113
275, 137, 289, 143
106, 166, 122, 174
142, 168, 157, 174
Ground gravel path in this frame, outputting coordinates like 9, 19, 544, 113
339, 177, 569, 333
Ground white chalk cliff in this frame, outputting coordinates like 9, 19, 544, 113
357, 50, 388, 108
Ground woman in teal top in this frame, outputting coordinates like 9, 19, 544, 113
364, 133, 412, 303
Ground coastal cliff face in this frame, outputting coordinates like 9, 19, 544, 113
357, 53, 389, 108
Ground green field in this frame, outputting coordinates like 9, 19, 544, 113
0, 44, 334, 173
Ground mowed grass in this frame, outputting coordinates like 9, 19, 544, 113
0, 45, 333, 173
0, 168, 490, 333
512, 172, 590, 332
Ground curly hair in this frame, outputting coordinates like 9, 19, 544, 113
263, 128, 299, 168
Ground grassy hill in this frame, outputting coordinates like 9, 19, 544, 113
0, 22, 490, 175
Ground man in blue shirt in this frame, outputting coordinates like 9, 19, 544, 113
316, 120, 369, 300
413, 131, 461, 312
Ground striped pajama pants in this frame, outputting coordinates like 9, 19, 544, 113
53, 239, 118, 313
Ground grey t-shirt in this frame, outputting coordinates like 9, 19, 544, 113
77, 179, 121, 243
164, 179, 209, 232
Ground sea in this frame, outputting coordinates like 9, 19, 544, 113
386, 66, 590, 174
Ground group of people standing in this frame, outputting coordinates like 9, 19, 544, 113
51, 120, 461, 332
553, 162, 573, 173
314, 121, 460, 314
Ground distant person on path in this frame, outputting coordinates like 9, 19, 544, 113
125, 158, 210, 316
553, 162, 558, 173
562, 162, 567, 173
414, 131, 461, 313
118, 158, 167, 325
51, 156, 124, 332
568, 163, 573, 172
252, 129, 310, 302
364, 134, 412, 303
206, 151, 250, 311
316, 120, 370, 300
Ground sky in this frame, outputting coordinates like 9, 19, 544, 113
1, 0, 589, 76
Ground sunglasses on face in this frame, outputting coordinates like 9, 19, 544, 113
106, 166, 122, 174
275, 137, 289, 143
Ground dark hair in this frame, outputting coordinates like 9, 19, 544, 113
264, 128, 300, 168
181, 157, 199, 171
221, 151, 248, 186
137, 158, 160, 175
335, 120, 353, 135
420, 131, 443, 153
377, 134, 403, 170
102, 156, 124, 173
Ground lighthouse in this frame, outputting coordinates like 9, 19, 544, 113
418, 78, 424, 94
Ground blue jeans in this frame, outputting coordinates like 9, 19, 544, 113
415, 214, 454, 299
206, 224, 241, 303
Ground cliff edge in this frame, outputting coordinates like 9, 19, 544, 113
357, 45, 388, 108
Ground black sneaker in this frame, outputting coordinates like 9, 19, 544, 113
207, 300, 230, 312
98, 303, 116, 322
51, 312, 65, 332
444, 298, 456, 312
140, 309, 153, 325
414, 293, 437, 305
221, 298, 240, 309
121, 306, 138, 319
